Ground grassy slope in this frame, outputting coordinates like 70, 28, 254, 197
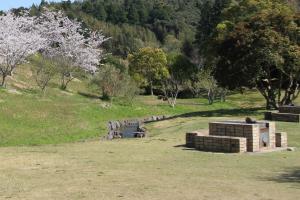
0, 64, 299, 147
0, 65, 244, 147
0, 88, 240, 146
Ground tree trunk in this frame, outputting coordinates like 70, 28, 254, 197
292, 83, 300, 102
169, 90, 178, 108
0, 74, 7, 87
60, 74, 73, 90
281, 75, 299, 106
208, 89, 214, 105
60, 83, 67, 90
220, 89, 227, 102
257, 86, 277, 110
150, 81, 154, 96
277, 72, 283, 106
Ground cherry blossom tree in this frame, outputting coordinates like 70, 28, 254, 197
0, 11, 46, 86
0, 9, 106, 89
37, 10, 107, 90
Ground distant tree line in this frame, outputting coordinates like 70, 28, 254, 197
27, 0, 203, 58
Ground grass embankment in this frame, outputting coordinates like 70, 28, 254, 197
0, 64, 273, 147
0, 85, 247, 146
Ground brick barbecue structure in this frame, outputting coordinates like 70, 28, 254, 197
265, 106, 300, 123
186, 120, 288, 153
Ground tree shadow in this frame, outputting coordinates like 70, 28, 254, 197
176, 102, 206, 106
265, 168, 300, 188
78, 91, 100, 100
173, 144, 199, 151
168, 107, 265, 119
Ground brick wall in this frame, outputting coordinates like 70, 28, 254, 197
279, 106, 300, 114
276, 132, 288, 148
186, 131, 208, 148
268, 122, 276, 148
186, 121, 284, 154
194, 135, 247, 153
209, 122, 276, 152
268, 112, 300, 123
209, 122, 260, 152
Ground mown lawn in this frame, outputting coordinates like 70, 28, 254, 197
0, 116, 299, 200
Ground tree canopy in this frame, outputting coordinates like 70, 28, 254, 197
129, 47, 169, 95
196, 0, 300, 109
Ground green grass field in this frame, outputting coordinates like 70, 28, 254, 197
0, 66, 299, 199
0, 118, 299, 200
0, 65, 267, 147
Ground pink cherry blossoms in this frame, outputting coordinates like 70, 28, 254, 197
0, 11, 46, 86
36, 10, 107, 73
0, 9, 107, 86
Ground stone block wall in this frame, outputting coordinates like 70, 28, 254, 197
268, 122, 276, 149
186, 131, 208, 148
194, 135, 247, 153
186, 121, 286, 154
209, 122, 260, 152
279, 106, 300, 114
276, 132, 288, 148
267, 112, 300, 123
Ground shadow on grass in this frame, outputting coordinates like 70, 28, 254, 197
169, 107, 265, 119
266, 168, 300, 188
176, 102, 206, 106
78, 91, 100, 100
173, 144, 199, 151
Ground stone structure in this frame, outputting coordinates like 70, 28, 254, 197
265, 106, 300, 123
195, 135, 247, 153
209, 121, 276, 152
186, 132, 200, 148
186, 120, 288, 153
275, 132, 288, 148
107, 115, 168, 139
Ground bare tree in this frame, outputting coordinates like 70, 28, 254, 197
30, 54, 56, 93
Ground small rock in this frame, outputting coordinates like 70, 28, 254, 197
287, 147, 296, 152
245, 117, 256, 124
7, 89, 22, 95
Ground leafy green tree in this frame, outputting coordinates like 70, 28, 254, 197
129, 47, 169, 95
198, 0, 300, 109
195, 0, 231, 57
82, 1, 93, 14
128, 4, 140, 24
92, 64, 123, 101
92, 64, 139, 104
95, 4, 107, 21
163, 54, 198, 107
61, 0, 72, 10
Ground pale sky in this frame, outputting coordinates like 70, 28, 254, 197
0, 0, 67, 11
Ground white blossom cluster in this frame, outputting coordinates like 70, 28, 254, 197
0, 11, 46, 79
36, 10, 107, 73
0, 9, 106, 85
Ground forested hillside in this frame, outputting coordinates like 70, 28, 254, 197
29, 0, 203, 57
11, 0, 298, 58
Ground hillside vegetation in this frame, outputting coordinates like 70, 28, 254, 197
2, 64, 295, 147
28, 0, 203, 57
